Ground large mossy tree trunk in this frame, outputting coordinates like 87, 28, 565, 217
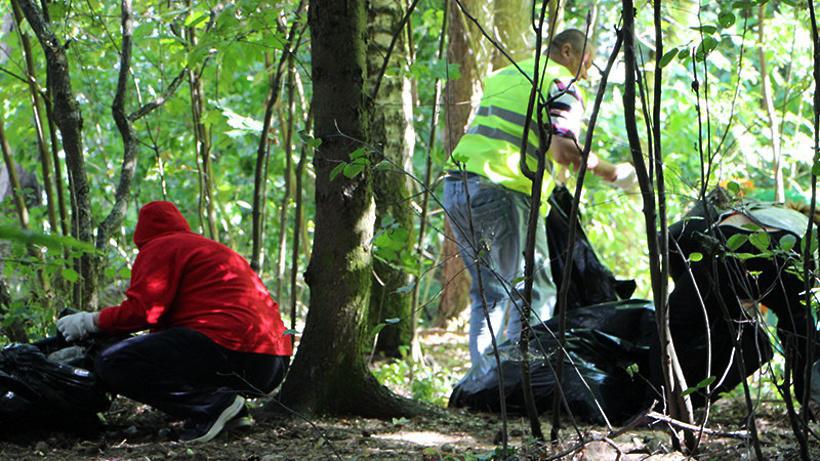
366, 0, 416, 358
278, 0, 420, 418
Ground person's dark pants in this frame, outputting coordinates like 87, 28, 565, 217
94, 328, 288, 421
656, 226, 818, 404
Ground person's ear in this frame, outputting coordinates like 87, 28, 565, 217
561, 43, 573, 60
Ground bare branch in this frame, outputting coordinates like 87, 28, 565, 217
128, 69, 186, 122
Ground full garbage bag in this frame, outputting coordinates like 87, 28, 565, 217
449, 300, 655, 424
0, 340, 110, 432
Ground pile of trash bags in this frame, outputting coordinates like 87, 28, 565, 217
450, 300, 655, 424
0, 335, 110, 433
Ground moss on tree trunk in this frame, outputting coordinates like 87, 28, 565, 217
278, 0, 421, 418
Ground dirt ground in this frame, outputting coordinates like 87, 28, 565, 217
1, 331, 818, 460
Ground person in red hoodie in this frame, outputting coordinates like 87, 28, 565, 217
56, 201, 292, 443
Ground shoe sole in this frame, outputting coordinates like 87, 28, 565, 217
185, 395, 245, 444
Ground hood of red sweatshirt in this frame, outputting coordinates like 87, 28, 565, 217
133, 201, 192, 248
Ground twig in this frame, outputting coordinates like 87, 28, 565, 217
646, 411, 750, 439
127, 69, 186, 121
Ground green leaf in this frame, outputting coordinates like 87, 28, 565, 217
689, 252, 703, 262
677, 48, 690, 60
659, 48, 678, 68
812, 160, 820, 177
384, 317, 401, 324
349, 147, 367, 160
0, 226, 97, 253
690, 25, 718, 35
779, 234, 797, 252
62, 268, 79, 283
329, 163, 346, 181
718, 11, 736, 28
726, 234, 748, 251
283, 329, 299, 336
695, 36, 719, 62
343, 162, 365, 179
727, 181, 741, 195
184, 11, 209, 28
118, 268, 132, 279
749, 232, 771, 252
682, 375, 716, 397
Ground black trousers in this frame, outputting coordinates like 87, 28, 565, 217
657, 226, 817, 404
95, 328, 288, 420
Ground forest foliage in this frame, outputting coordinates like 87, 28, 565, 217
0, 0, 818, 455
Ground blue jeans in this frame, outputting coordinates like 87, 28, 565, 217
444, 174, 556, 376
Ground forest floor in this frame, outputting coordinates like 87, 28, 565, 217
0, 330, 818, 461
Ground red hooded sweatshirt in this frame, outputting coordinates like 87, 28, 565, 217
97, 201, 292, 356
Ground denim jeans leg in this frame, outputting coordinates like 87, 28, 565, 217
444, 176, 525, 375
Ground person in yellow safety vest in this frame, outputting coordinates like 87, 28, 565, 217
444, 29, 638, 377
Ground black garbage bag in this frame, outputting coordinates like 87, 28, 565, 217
0, 342, 110, 433
546, 186, 636, 309
449, 300, 655, 424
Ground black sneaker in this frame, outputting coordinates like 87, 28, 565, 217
180, 395, 245, 443
225, 404, 254, 430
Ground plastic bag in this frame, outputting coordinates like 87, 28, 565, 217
0, 342, 110, 433
449, 301, 655, 424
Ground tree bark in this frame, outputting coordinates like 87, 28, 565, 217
10, 0, 58, 234
96, 0, 136, 251
17, 0, 95, 308
278, 0, 421, 418
366, 0, 416, 358
491, 0, 530, 68
434, 0, 494, 327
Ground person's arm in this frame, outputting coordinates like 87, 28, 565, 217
549, 135, 615, 180
96, 245, 183, 334
546, 77, 637, 190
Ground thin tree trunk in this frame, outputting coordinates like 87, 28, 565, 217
435, 0, 493, 327
10, 0, 57, 233
490, 0, 530, 68
757, 5, 784, 203
367, 0, 416, 358
278, 0, 421, 418
18, 0, 95, 308
622, 0, 693, 448
0, 121, 30, 228
412, 6, 447, 336
96, 0, 137, 251
251, 3, 307, 273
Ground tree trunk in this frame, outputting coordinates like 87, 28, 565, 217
491, 0, 530, 68
434, 0, 495, 328
757, 4, 784, 202
10, 0, 58, 234
17, 0, 95, 308
278, 0, 421, 418
366, 0, 416, 358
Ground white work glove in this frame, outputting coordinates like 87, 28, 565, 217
612, 162, 638, 191
57, 312, 99, 342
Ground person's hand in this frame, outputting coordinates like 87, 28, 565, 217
612, 163, 638, 191
57, 312, 99, 342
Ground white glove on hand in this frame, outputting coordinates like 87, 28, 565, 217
57, 312, 99, 342
612, 163, 638, 191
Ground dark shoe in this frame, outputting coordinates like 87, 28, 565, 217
225, 404, 254, 430
180, 395, 245, 443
